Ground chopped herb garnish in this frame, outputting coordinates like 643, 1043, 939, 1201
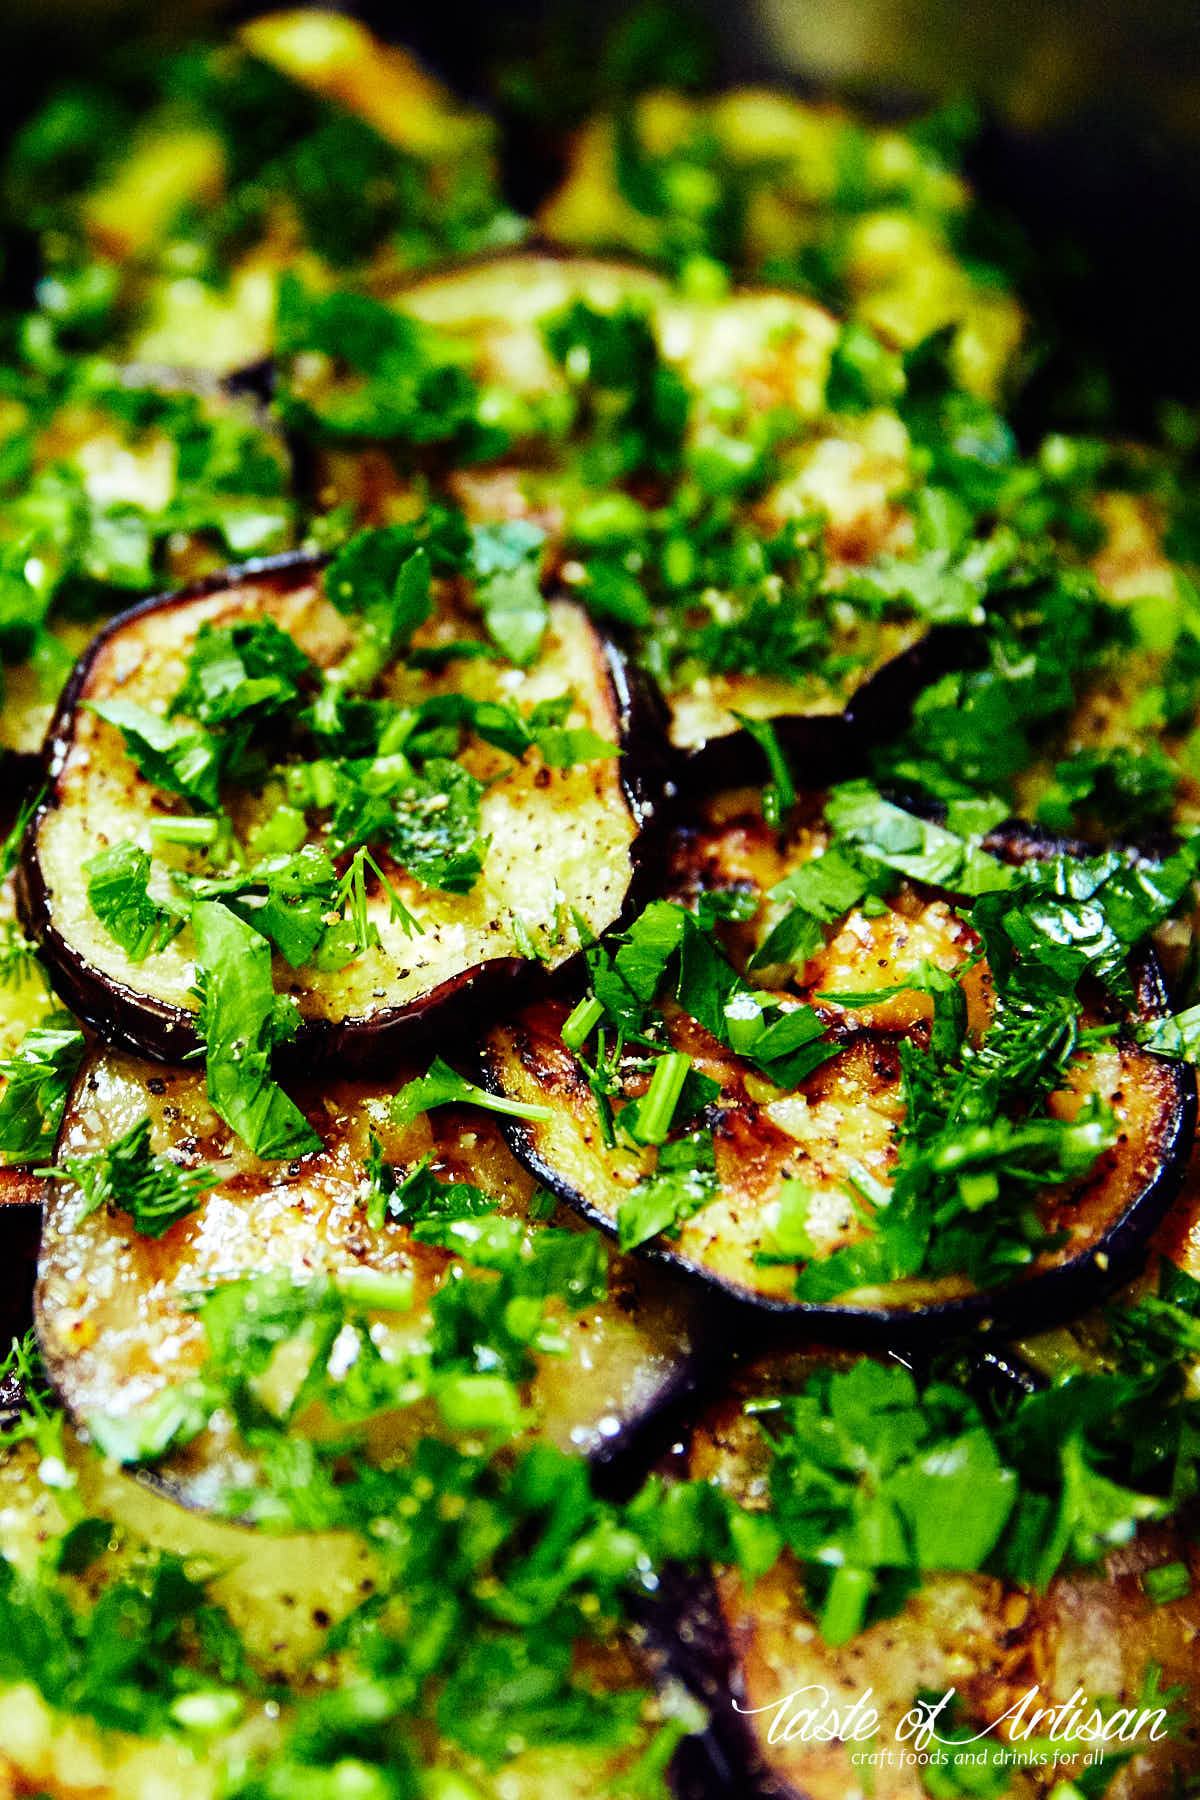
0, 1020, 85, 1165
41, 1114, 215, 1238
88, 700, 222, 809
391, 1056, 552, 1129
84, 839, 185, 962
617, 1128, 718, 1250
189, 901, 320, 1162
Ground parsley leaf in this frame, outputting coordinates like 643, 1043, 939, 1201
276, 278, 486, 449
1140, 1003, 1200, 1061
87, 699, 221, 809
470, 519, 549, 665
825, 780, 1012, 895
324, 528, 433, 690
543, 298, 689, 481
189, 901, 320, 1161
755, 1362, 1017, 1645
0, 1021, 85, 1165
169, 618, 313, 730
391, 1057, 552, 1129
328, 754, 489, 894
84, 840, 185, 962
617, 1128, 718, 1250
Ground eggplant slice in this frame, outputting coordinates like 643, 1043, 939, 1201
21, 553, 663, 1069
0, 866, 62, 1341
0, 1432, 689, 1800
311, 251, 950, 773
35, 1045, 704, 1510
483, 793, 1195, 1337
682, 1352, 1200, 1800
0, 367, 294, 767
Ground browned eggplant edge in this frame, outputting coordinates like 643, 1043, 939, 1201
636, 1348, 1053, 1800
671, 623, 978, 795
395, 247, 984, 795
481, 867, 1197, 1343
17, 552, 674, 1074
16, 553, 331, 1067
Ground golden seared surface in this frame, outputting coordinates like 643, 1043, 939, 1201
690, 1357, 1200, 1800
36, 1046, 700, 1505
33, 575, 639, 1033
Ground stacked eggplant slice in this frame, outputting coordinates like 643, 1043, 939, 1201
3, 15, 1200, 1799
485, 796, 1195, 1334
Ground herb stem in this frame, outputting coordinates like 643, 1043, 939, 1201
561, 994, 605, 1051
630, 1049, 692, 1146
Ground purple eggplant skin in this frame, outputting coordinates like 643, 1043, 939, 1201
482, 790, 1198, 1343
0, 750, 43, 806
669, 624, 978, 797
16, 554, 325, 1068
17, 553, 672, 1075
486, 953, 1195, 1348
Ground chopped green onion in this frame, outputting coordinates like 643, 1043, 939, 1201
561, 993, 604, 1051
332, 1268, 415, 1313
1142, 1560, 1191, 1606
285, 759, 339, 810
149, 816, 220, 846
436, 1374, 525, 1433
959, 1170, 1001, 1211
630, 1050, 693, 1146
248, 806, 308, 856
819, 1563, 873, 1647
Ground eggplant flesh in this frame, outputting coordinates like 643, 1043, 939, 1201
313, 252, 940, 764
0, 1434, 678, 1800
483, 794, 1194, 1334
21, 557, 657, 1070
0, 372, 292, 764
35, 1046, 703, 1510
682, 1353, 1200, 1800
0, 867, 57, 1334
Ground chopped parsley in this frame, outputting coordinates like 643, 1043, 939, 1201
470, 517, 549, 664
755, 1313, 1200, 1645
84, 840, 185, 962
543, 298, 689, 482
391, 1056, 552, 1129
40, 1114, 215, 1239
275, 279, 489, 450
0, 1020, 85, 1165
189, 900, 320, 1162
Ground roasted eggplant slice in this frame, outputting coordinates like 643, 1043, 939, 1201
484, 793, 1195, 1336
35, 1046, 704, 1508
308, 252, 951, 774
1012, 490, 1200, 842
0, 1429, 688, 1800
20, 554, 662, 1069
0, 369, 294, 767
682, 1352, 1200, 1800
